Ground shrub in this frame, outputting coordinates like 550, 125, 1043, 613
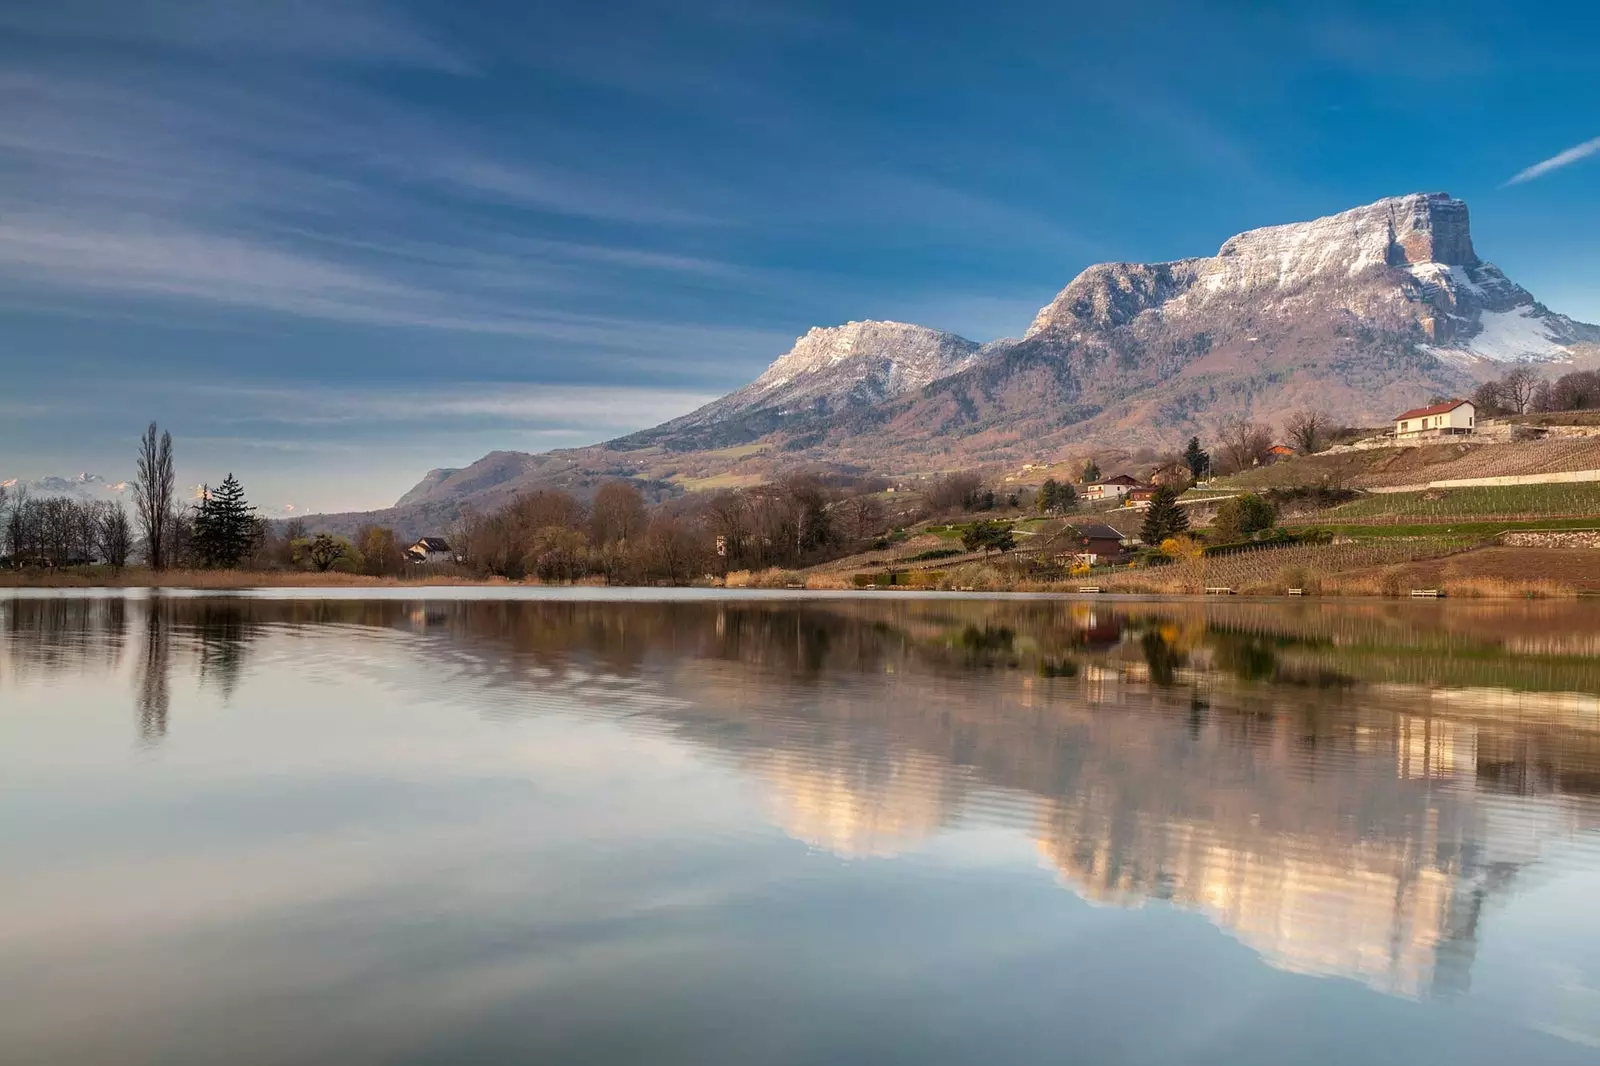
1212, 493, 1278, 541
1160, 534, 1205, 560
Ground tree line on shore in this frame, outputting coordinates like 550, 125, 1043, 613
2, 417, 1287, 580
1, 423, 418, 575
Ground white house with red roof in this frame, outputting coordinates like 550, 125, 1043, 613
1082, 473, 1144, 502
1393, 399, 1475, 440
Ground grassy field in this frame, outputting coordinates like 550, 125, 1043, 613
1306, 483, 1600, 523
667, 471, 770, 492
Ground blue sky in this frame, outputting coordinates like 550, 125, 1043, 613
1, 0, 1596, 514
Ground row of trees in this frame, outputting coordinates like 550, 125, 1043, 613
1474, 367, 1600, 417
3, 424, 274, 571
451, 474, 901, 583
0, 488, 133, 568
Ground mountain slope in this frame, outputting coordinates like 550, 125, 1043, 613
314, 192, 1598, 537
617, 320, 990, 452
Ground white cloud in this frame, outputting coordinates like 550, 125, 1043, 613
179, 383, 720, 431
1505, 136, 1600, 186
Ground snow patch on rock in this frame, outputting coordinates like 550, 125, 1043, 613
1427, 307, 1573, 363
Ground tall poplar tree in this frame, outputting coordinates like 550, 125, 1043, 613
134, 422, 175, 569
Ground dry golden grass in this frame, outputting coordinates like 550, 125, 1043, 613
720, 567, 808, 589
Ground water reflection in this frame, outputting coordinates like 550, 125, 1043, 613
3, 592, 1599, 1047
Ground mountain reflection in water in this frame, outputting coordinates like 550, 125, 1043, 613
3, 592, 1599, 1063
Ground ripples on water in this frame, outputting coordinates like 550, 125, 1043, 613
2, 592, 1599, 1065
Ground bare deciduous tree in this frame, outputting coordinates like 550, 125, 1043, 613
1216, 415, 1274, 473
591, 481, 646, 546
99, 501, 133, 568
134, 422, 176, 569
1283, 409, 1330, 455
923, 471, 986, 516
640, 515, 707, 585
1501, 365, 1541, 415
834, 493, 886, 542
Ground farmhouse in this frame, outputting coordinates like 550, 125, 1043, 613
1394, 399, 1475, 440
1071, 522, 1128, 562
406, 537, 455, 565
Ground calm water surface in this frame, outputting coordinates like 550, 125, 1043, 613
3, 590, 1599, 1065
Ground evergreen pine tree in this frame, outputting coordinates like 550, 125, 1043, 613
1140, 485, 1190, 544
208, 473, 255, 567
192, 485, 220, 567
1038, 479, 1059, 513
1183, 437, 1211, 479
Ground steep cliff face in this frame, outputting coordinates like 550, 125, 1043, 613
1025, 193, 1595, 365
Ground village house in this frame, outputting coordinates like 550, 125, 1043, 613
1264, 444, 1296, 463
1149, 461, 1191, 487
405, 536, 455, 565
1071, 522, 1127, 562
1081, 474, 1142, 502
1124, 484, 1162, 506
1393, 399, 1475, 440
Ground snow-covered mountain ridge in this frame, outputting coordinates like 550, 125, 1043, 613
1026, 193, 1597, 363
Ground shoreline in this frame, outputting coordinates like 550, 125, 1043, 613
1, 566, 1595, 600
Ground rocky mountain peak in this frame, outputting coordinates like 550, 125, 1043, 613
1213, 192, 1476, 274
1019, 192, 1593, 363
748, 320, 980, 393
662, 320, 982, 436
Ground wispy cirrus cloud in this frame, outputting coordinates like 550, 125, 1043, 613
0, 60, 789, 368
179, 383, 721, 431
1505, 136, 1600, 186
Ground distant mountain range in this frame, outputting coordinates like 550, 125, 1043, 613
308, 193, 1600, 538
2, 473, 128, 502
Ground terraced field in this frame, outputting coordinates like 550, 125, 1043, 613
1093, 537, 1476, 595
1216, 439, 1600, 491
1312, 482, 1600, 523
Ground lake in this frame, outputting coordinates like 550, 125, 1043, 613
3, 590, 1599, 1065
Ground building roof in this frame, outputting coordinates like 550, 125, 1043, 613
1096, 474, 1141, 486
1394, 398, 1472, 422
413, 536, 452, 551
1072, 522, 1126, 541
1267, 444, 1295, 455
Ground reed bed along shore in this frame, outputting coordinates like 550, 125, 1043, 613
6, 543, 1597, 600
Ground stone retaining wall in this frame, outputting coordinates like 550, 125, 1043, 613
1499, 531, 1600, 549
